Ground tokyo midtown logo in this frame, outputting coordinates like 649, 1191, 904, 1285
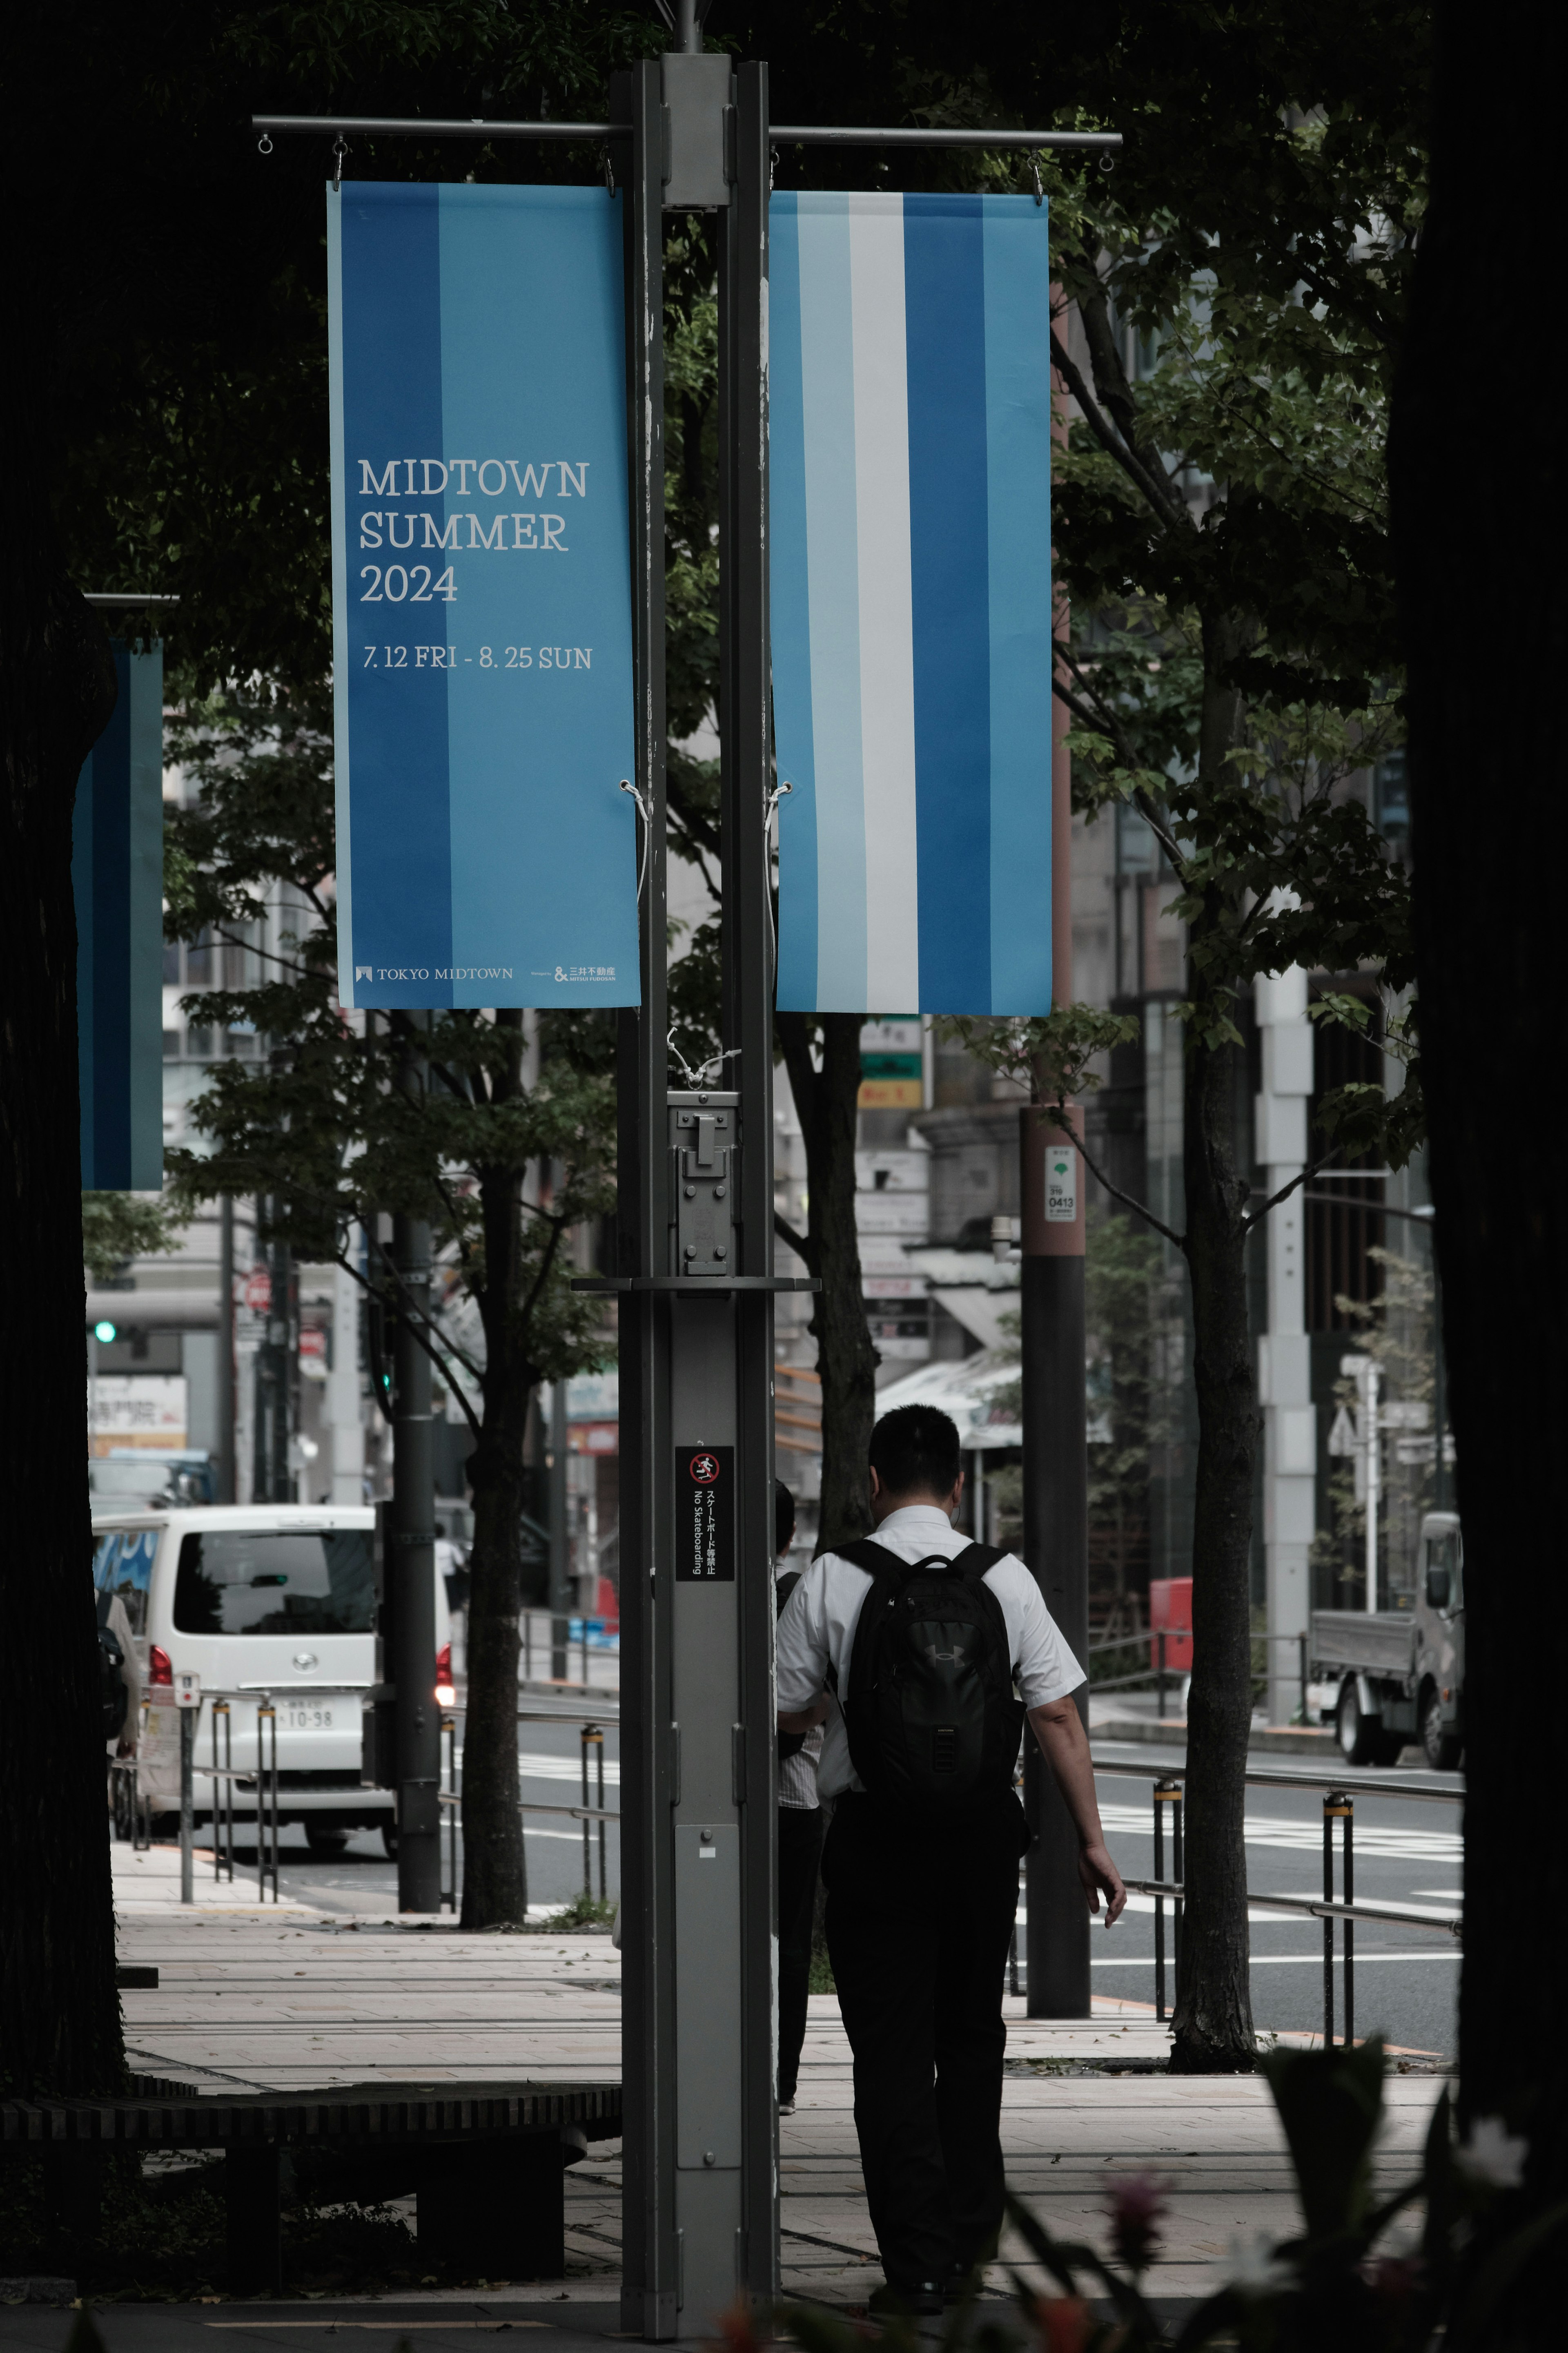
689, 1452, 721, 1485
355, 966, 372, 981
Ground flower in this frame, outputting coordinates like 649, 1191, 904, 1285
1031, 2295, 1093, 2353
1104, 2172, 1169, 2273
1224, 2231, 1294, 2297
1455, 2117, 1528, 2190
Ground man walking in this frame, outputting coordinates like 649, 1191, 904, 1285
776, 1403, 1124, 2315
773, 1478, 824, 2115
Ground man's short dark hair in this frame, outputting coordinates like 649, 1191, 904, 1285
869, 1404, 962, 1500
774, 1477, 796, 1556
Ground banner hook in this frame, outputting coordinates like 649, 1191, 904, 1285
1031, 158, 1043, 206
601, 144, 616, 199
257, 131, 274, 156
332, 135, 349, 191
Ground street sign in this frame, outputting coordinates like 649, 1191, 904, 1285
771, 193, 1055, 1017
243, 1268, 272, 1313
328, 183, 640, 1012
173, 1670, 201, 1708
1046, 1144, 1078, 1222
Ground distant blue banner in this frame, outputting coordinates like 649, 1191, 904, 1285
770, 192, 1054, 1017
75, 641, 164, 1190
327, 183, 639, 1011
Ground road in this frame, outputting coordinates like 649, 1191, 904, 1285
229, 1706, 622, 1920
1079, 1745, 1462, 2059
218, 1717, 1461, 2062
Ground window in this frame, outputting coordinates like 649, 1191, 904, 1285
1425, 1530, 1461, 1613
174, 1529, 375, 1637
163, 942, 182, 984
94, 1529, 156, 1639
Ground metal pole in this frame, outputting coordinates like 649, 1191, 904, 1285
179, 1706, 195, 1905
581, 1725, 592, 1898
1299, 1632, 1308, 1727
1430, 1242, 1448, 1513
617, 51, 675, 2338
1365, 1361, 1381, 1610
1157, 1629, 1167, 1722
1153, 1785, 1166, 2022
1343, 1798, 1354, 2047
216, 1195, 236, 1502
1172, 1785, 1184, 1975
1322, 1793, 1337, 2046
550, 1381, 570, 1683
390, 1044, 441, 1912
1022, 1093, 1091, 2016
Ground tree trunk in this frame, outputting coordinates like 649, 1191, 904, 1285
0, 412, 123, 2094
1171, 1007, 1259, 2070
776, 1013, 878, 1552
460, 1108, 532, 1929
1170, 626, 1261, 2074
1391, 0, 1567, 2315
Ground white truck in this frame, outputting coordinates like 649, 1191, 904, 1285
1311, 1510, 1463, 1769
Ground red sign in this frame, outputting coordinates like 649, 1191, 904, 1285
688, 1451, 721, 1485
243, 1269, 272, 1312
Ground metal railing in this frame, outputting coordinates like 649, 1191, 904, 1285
438, 1706, 621, 1905
1094, 1753, 1461, 2046
1089, 1628, 1312, 1722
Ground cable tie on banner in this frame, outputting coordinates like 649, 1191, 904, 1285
765, 778, 793, 822
620, 777, 654, 904
668, 1033, 741, 1091
1031, 158, 1043, 206
769, 143, 777, 192
602, 144, 616, 198
332, 135, 349, 191
257, 132, 274, 156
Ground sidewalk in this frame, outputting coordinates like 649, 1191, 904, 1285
109, 1900, 1447, 2317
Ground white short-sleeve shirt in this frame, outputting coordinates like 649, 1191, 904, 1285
774, 1504, 1085, 1800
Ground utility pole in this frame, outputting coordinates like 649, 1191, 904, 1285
390, 1020, 441, 1913
549, 1378, 571, 1683
216, 1195, 236, 1503
253, 1201, 295, 1504
1020, 557, 1091, 2018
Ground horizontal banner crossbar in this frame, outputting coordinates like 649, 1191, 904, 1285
252, 114, 1120, 154
771, 127, 1120, 149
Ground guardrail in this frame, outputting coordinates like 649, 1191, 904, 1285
1093, 1752, 1462, 2047
1089, 1629, 1312, 1722
439, 1711, 619, 1909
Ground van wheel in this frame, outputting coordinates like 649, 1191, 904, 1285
1421, 1684, 1463, 1772
1335, 1679, 1381, 1767
380, 1822, 399, 1860
305, 1822, 351, 1857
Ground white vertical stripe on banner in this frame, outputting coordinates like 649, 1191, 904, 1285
798, 200, 867, 1010
848, 196, 920, 1010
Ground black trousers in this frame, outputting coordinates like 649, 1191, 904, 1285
822, 1788, 1028, 2293
777, 1804, 824, 2101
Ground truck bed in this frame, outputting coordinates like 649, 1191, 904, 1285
1311, 1610, 1418, 1675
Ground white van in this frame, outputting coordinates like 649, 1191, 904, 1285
91, 1504, 452, 1857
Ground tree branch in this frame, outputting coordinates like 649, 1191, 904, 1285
1045, 1100, 1187, 1253
334, 1249, 485, 1447
774, 1209, 812, 1267
359, 1228, 487, 1387
1242, 1150, 1345, 1233
1049, 326, 1180, 533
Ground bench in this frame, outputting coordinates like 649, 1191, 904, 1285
1, 2078, 622, 2292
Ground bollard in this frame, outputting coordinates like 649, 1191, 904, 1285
180, 1706, 196, 1905
211, 1700, 234, 1883
1152, 1780, 1182, 2021
257, 1702, 280, 1902
1156, 1630, 1167, 1722
581, 1725, 606, 1899
1323, 1791, 1353, 2047
441, 1715, 459, 1913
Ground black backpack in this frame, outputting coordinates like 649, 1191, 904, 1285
835, 1539, 1023, 1820
96, 1592, 129, 1743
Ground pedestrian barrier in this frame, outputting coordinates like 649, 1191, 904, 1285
437, 1705, 621, 1909
1093, 1752, 1462, 2047
1090, 1628, 1311, 1722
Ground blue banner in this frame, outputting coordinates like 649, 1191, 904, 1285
75, 641, 164, 1189
328, 183, 640, 1010
770, 192, 1054, 1017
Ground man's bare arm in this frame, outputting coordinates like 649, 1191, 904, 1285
1027, 1693, 1127, 1926
777, 1694, 833, 1735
